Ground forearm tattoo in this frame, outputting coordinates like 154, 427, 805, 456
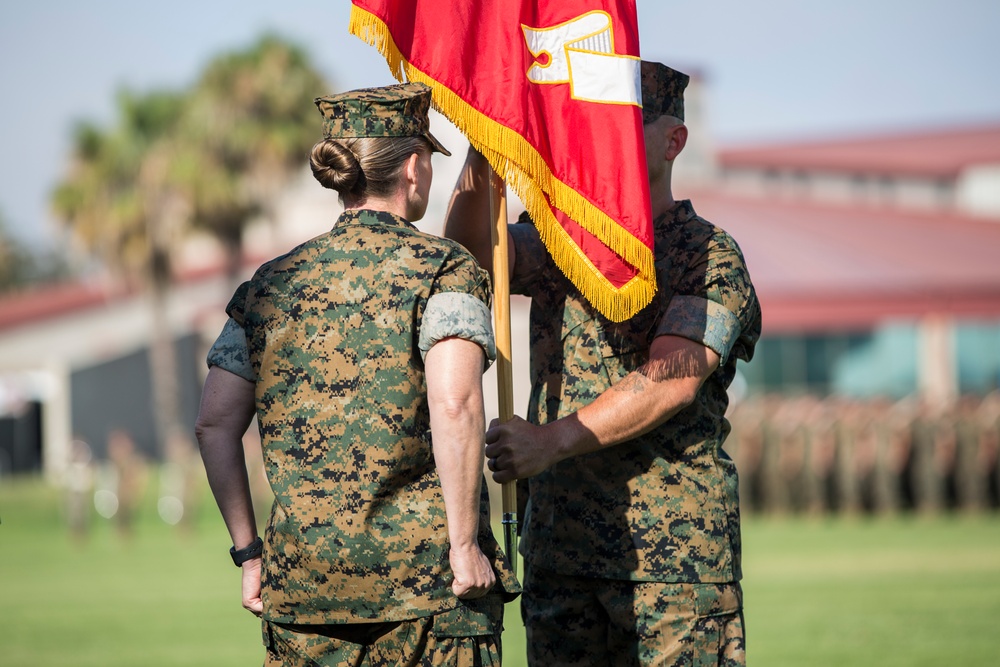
613, 349, 704, 393
611, 371, 650, 394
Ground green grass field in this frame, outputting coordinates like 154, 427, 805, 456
2, 474, 999, 666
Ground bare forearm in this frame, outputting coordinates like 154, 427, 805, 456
486, 337, 721, 484
431, 393, 486, 548
425, 339, 487, 549
200, 428, 257, 547
548, 337, 720, 462
195, 367, 258, 548
548, 370, 697, 461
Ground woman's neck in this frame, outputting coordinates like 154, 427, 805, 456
344, 191, 409, 220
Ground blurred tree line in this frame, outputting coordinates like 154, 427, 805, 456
43, 34, 331, 518
0, 211, 73, 291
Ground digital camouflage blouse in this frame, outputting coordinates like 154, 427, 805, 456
511, 200, 761, 583
219, 209, 518, 624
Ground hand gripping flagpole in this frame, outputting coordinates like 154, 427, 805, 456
489, 168, 518, 575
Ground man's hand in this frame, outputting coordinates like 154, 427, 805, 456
241, 557, 264, 616
485, 416, 564, 483
449, 543, 496, 599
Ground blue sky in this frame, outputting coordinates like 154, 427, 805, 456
2, 0, 998, 248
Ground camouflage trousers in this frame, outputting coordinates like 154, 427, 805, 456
521, 564, 745, 667
262, 615, 502, 667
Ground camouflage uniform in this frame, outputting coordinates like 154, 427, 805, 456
207, 82, 518, 665
511, 196, 760, 663
263, 610, 505, 666
215, 208, 519, 661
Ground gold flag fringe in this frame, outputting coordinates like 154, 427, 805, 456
349, 5, 656, 322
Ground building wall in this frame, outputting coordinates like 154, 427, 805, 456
69, 333, 203, 463
0, 401, 42, 475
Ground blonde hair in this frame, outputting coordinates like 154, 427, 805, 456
309, 136, 430, 202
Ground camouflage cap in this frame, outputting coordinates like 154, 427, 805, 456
314, 82, 451, 156
640, 61, 690, 124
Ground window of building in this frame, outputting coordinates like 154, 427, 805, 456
740, 320, 1000, 399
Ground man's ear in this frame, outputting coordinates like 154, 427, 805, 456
666, 124, 688, 162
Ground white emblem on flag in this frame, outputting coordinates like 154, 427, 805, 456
522, 11, 641, 106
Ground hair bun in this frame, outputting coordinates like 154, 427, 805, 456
309, 139, 365, 195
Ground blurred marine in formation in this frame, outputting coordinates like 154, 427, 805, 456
196, 82, 518, 667
445, 62, 762, 666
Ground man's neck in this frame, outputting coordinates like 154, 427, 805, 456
650, 186, 675, 220
648, 164, 676, 219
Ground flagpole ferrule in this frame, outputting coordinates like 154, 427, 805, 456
502, 511, 519, 575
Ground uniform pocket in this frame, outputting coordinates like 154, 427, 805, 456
431, 594, 505, 638
692, 582, 743, 617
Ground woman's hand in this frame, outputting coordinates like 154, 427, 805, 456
241, 557, 264, 616
449, 543, 496, 599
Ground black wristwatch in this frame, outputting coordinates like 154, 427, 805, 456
230, 536, 264, 566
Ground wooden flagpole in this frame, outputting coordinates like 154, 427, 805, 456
489, 169, 518, 573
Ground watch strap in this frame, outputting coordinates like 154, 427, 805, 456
230, 536, 264, 567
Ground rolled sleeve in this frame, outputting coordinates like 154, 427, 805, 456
654, 295, 743, 365
206, 317, 254, 382
418, 292, 496, 368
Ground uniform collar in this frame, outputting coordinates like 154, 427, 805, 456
653, 199, 696, 229
334, 208, 417, 231
652, 200, 698, 254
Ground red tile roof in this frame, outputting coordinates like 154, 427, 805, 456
0, 254, 266, 333
688, 190, 1000, 333
718, 124, 1000, 179
0, 280, 121, 331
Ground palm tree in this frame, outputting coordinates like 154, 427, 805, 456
53, 89, 195, 518
51, 34, 330, 524
0, 211, 35, 292
182, 34, 330, 288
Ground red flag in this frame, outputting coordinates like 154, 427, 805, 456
350, 0, 654, 322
